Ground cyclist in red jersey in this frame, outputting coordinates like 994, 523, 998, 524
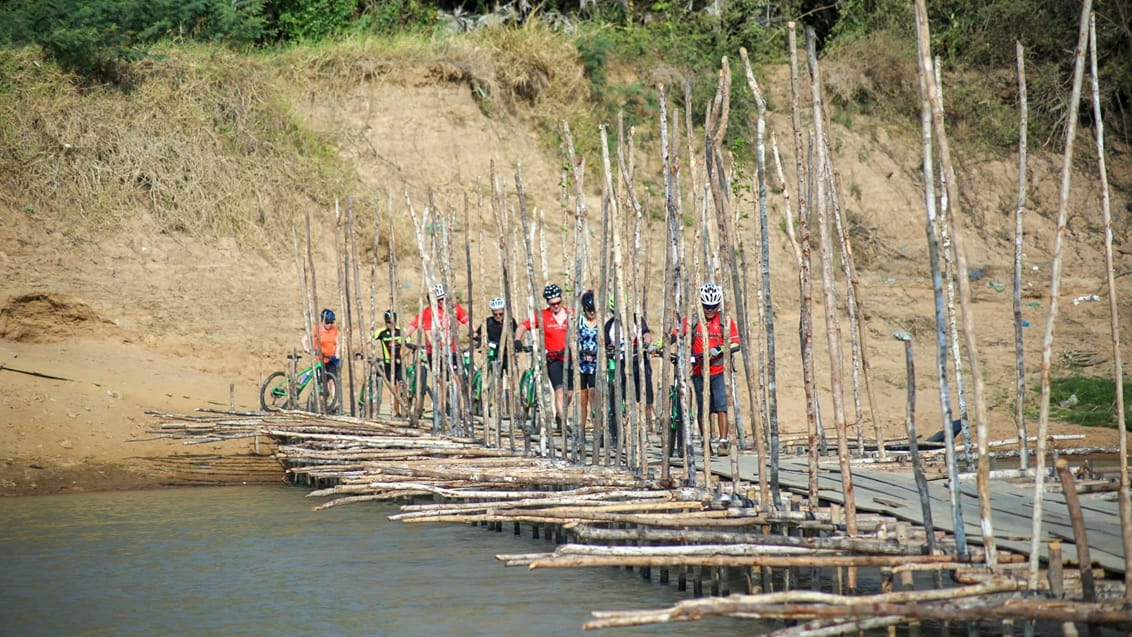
676, 283, 739, 452
513, 283, 572, 426
403, 283, 470, 395
404, 283, 470, 354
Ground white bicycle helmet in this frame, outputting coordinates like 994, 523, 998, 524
699, 282, 722, 306
488, 297, 505, 311
431, 283, 446, 300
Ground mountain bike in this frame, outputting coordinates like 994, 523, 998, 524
403, 345, 436, 418
462, 349, 484, 417
667, 380, 686, 458
260, 354, 341, 414
517, 345, 539, 434
355, 353, 405, 418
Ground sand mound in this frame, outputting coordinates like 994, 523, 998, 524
0, 293, 118, 343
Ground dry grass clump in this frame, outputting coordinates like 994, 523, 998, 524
274, 23, 587, 130
0, 45, 348, 249
822, 31, 920, 125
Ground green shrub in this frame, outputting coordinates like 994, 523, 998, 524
1, 0, 265, 83
1047, 376, 1132, 431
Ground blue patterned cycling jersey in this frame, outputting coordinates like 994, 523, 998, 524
578, 317, 600, 375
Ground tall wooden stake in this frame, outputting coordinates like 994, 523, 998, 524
1013, 42, 1031, 471
807, 27, 856, 537
916, 0, 998, 567
1088, 13, 1132, 599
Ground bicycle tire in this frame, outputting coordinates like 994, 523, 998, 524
357, 373, 384, 417
260, 371, 291, 412
307, 369, 342, 415
519, 368, 538, 410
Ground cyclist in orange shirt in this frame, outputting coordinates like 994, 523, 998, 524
301, 308, 340, 373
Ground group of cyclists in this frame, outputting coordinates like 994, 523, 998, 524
305, 279, 741, 452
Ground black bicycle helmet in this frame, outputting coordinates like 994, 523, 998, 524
321, 308, 336, 324
543, 284, 562, 301
383, 310, 397, 323
581, 289, 595, 312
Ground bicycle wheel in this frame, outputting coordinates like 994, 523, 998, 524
470, 369, 483, 416
260, 371, 292, 412
357, 373, 384, 417
307, 369, 342, 415
519, 368, 538, 410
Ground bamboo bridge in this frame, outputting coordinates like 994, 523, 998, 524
150, 408, 1132, 634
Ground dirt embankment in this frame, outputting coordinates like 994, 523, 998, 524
2, 58, 1130, 497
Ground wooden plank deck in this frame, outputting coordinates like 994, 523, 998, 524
709, 453, 1128, 575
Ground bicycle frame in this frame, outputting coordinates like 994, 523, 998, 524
260, 357, 338, 413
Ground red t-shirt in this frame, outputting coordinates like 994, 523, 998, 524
679, 314, 739, 376
522, 307, 571, 359
410, 304, 470, 351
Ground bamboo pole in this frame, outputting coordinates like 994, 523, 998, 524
822, 142, 877, 458
1013, 41, 1031, 471
703, 63, 752, 477
910, 8, 967, 559
290, 223, 310, 412
739, 49, 775, 506
932, 58, 974, 471
786, 23, 820, 506
515, 167, 554, 457
914, 0, 999, 568
1088, 14, 1131, 599
596, 149, 613, 466
564, 121, 590, 463
657, 86, 676, 483
343, 199, 361, 418
335, 199, 350, 416
601, 124, 628, 466
304, 207, 323, 415
893, 331, 937, 556
617, 116, 653, 474
489, 163, 517, 452
806, 28, 856, 536
614, 114, 638, 471
1028, 0, 1092, 589
464, 193, 475, 438
1055, 457, 1096, 601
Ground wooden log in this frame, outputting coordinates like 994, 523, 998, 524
530, 552, 976, 570
584, 581, 1021, 629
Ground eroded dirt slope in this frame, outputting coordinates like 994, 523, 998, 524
2, 65, 1130, 496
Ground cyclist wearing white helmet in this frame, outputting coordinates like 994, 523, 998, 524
676, 282, 739, 453
513, 283, 573, 423
473, 296, 517, 372
404, 282, 470, 355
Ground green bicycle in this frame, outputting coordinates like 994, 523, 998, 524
517, 347, 540, 433
462, 349, 486, 417
260, 354, 341, 414
402, 346, 436, 417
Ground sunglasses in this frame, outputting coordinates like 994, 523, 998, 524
548, 300, 562, 308
492, 311, 505, 317
702, 304, 720, 311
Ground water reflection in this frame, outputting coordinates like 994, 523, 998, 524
0, 486, 756, 636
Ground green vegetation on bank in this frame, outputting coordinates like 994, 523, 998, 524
1048, 376, 1132, 431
